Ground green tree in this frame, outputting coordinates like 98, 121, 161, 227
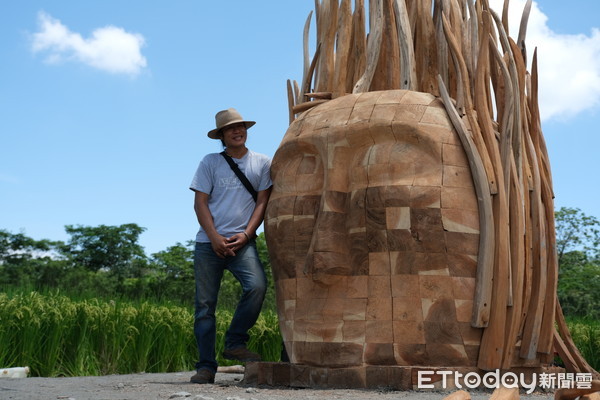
0, 230, 65, 288
62, 224, 147, 286
555, 207, 600, 318
148, 241, 195, 303
555, 207, 600, 263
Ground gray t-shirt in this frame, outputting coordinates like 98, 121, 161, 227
190, 150, 272, 243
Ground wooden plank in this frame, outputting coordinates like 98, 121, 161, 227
287, 79, 296, 124
333, 0, 353, 97
554, 380, 600, 400
501, 158, 525, 369
301, 11, 314, 105
437, 76, 495, 330
519, 143, 547, 360
392, 0, 417, 90
353, 0, 383, 93
442, 13, 497, 196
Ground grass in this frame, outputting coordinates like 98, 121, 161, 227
0, 290, 282, 377
566, 316, 600, 371
1, 290, 598, 377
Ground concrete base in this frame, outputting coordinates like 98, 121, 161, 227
243, 362, 564, 391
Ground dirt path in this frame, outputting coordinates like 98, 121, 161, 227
0, 371, 557, 400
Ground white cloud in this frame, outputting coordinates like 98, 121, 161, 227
488, 1, 600, 121
31, 11, 147, 77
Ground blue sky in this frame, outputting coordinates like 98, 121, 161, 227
1, 1, 599, 256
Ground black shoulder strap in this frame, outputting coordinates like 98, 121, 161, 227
220, 151, 258, 202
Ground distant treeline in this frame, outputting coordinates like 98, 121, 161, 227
0, 224, 275, 311
1, 206, 599, 317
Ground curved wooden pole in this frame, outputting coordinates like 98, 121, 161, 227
392, 0, 417, 90
353, 0, 383, 93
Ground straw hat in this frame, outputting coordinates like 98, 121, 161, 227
207, 108, 256, 139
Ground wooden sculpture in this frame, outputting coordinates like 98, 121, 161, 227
264, 0, 597, 379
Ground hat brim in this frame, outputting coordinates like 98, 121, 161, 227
207, 120, 256, 139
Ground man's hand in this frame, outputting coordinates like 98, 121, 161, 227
211, 232, 249, 258
211, 235, 237, 258
225, 232, 250, 255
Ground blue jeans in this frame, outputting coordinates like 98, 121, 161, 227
193, 240, 267, 373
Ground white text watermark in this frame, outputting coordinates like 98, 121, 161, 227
417, 370, 594, 394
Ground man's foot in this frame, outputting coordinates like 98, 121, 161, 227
190, 369, 215, 384
222, 347, 261, 362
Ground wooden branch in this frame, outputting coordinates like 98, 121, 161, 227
554, 380, 600, 400
304, 92, 333, 99
442, 13, 498, 194
292, 99, 328, 114
302, 10, 314, 105
489, 387, 519, 400
301, 43, 322, 102
438, 75, 495, 331
443, 390, 471, 400
516, 0, 533, 65
555, 293, 599, 375
353, 0, 384, 93
393, 0, 417, 89
287, 79, 296, 125
333, 0, 353, 97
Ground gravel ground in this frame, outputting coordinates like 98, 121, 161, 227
0, 370, 558, 400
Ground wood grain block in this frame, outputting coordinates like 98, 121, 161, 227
342, 320, 367, 342
393, 321, 426, 344
447, 254, 478, 277
393, 104, 427, 123
410, 186, 442, 208
445, 232, 479, 255
443, 143, 469, 167
364, 343, 396, 365
343, 298, 367, 321
384, 185, 411, 206
443, 165, 474, 188
387, 229, 415, 252
366, 320, 394, 343
368, 252, 391, 276
421, 296, 458, 320
454, 300, 474, 323
348, 104, 375, 124
425, 344, 470, 366
442, 208, 479, 234
412, 252, 449, 275
423, 321, 463, 345
390, 251, 415, 274
391, 274, 420, 298
411, 208, 443, 231
441, 186, 478, 211
377, 89, 408, 104
346, 276, 368, 298
366, 228, 388, 252
393, 297, 424, 321
399, 90, 435, 106
394, 343, 428, 365
367, 297, 392, 320
386, 206, 411, 229
368, 276, 392, 299
451, 277, 476, 300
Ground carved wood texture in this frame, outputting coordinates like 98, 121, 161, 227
267, 0, 597, 375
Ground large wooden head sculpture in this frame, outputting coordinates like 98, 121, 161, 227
265, 0, 594, 374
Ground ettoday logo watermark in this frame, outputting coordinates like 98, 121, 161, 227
417, 370, 594, 394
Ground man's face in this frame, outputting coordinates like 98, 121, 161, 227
221, 122, 247, 148
265, 90, 482, 367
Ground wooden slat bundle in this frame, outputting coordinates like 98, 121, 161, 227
280, 0, 596, 375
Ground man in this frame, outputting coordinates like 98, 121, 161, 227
189, 108, 272, 384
